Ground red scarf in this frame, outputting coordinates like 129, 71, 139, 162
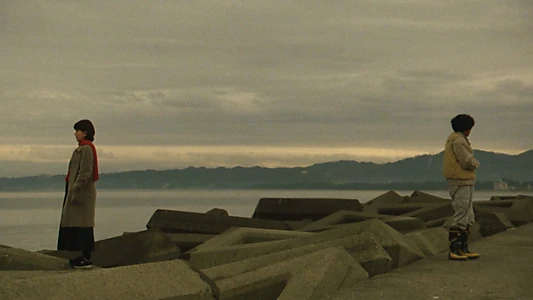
65, 140, 99, 182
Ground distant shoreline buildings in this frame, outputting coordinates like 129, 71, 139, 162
493, 180, 509, 191
494, 180, 533, 192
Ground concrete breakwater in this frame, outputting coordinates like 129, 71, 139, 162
1, 191, 532, 299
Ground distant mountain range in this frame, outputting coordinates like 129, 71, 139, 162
1, 149, 532, 191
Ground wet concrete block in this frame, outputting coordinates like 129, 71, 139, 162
403, 233, 439, 257
425, 217, 449, 228
0, 270, 80, 298
407, 191, 451, 203
0, 270, 71, 281
0, 244, 70, 271
252, 197, 363, 221
186, 219, 424, 270
476, 212, 514, 237
203, 232, 392, 279
164, 233, 216, 253
1, 260, 215, 300
146, 209, 308, 234
474, 198, 533, 226
469, 222, 483, 241
404, 227, 448, 256
362, 190, 405, 213
0, 270, 72, 297
285, 220, 314, 230
374, 203, 454, 223
489, 195, 533, 201
315, 219, 426, 268
401, 203, 454, 223
193, 228, 313, 250
45, 228, 181, 268
216, 247, 368, 300
205, 208, 229, 216
93, 228, 181, 267
297, 210, 427, 234
414, 227, 449, 252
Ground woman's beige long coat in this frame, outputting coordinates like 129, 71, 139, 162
60, 145, 97, 227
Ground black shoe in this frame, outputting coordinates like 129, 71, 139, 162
71, 257, 93, 269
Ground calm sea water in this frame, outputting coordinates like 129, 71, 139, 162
0, 189, 530, 251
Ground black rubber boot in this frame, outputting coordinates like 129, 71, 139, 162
458, 227, 480, 259
449, 229, 468, 261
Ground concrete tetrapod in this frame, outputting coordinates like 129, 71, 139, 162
404, 227, 448, 256
474, 198, 533, 226
252, 197, 363, 221
203, 232, 392, 278
296, 210, 427, 234
475, 211, 514, 237
406, 190, 451, 203
362, 190, 406, 213
0, 244, 70, 271
163, 233, 217, 253
398, 203, 454, 223
191, 227, 313, 249
43, 228, 181, 268
146, 209, 309, 234
185, 219, 425, 270
0, 260, 215, 300
216, 247, 369, 300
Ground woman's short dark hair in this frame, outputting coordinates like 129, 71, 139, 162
451, 114, 475, 133
74, 119, 95, 141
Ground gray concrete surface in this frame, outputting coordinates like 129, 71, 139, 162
216, 247, 368, 300
475, 211, 514, 237
404, 227, 448, 256
327, 222, 533, 300
297, 210, 427, 233
192, 227, 312, 250
407, 190, 451, 203
362, 190, 405, 213
146, 209, 309, 234
185, 219, 425, 270
401, 203, 454, 223
252, 197, 362, 221
203, 232, 392, 279
1, 260, 215, 300
44, 228, 181, 268
163, 232, 217, 253
0, 245, 70, 271
475, 197, 533, 226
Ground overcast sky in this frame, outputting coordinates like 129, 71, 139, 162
1, 0, 532, 177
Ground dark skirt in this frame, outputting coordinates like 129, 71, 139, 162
57, 226, 95, 251
57, 182, 95, 252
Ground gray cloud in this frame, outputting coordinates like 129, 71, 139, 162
1, 0, 532, 176
488, 79, 533, 99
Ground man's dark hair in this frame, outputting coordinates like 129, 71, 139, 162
74, 119, 95, 141
451, 114, 475, 133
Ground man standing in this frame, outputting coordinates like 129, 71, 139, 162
443, 114, 480, 260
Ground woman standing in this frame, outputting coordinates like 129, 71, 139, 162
57, 119, 99, 269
